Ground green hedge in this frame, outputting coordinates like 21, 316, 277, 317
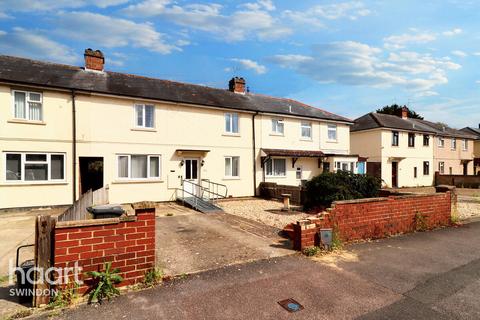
304, 171, 381, 209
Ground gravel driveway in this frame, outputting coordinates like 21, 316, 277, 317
217, 198, 310, 229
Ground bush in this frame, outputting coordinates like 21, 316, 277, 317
304, 171, 381, 209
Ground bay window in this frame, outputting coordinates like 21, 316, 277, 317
5, 152, 65, 182
117, 154, 161, 179
265, 158, 286, 177
13, 90, 43, 121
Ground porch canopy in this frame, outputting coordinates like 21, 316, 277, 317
261, 148, 325, 168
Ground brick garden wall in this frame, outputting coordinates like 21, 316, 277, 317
54, 208, 155, 293
293, 192, 452, 251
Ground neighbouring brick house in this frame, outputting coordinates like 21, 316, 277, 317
0, 49, 361, 209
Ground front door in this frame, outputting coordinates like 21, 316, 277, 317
463, 162, 468, 175
79, 157, 104, 194
391, 161, 398, 188
183, 158, 200, 196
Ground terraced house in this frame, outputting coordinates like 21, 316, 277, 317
461, 126, 480, 174
0, 50, 358, 209
351, 107, 476, 188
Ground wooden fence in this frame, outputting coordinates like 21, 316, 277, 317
57, 185, 109, 222
259, 182, 305, 205
435, 172, 480, 188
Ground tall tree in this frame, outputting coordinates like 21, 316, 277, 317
376, 104, 424, 120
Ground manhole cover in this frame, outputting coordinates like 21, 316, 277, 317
278, 298, 304, 313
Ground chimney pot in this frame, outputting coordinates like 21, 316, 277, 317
401, 106, 408, 119
229, 77, 246, 94
84, 48, 105, 71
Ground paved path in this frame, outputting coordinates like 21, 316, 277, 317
155, 211, 292, 275
42, 221, 480, 319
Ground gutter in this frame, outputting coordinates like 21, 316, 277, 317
252, 112, 258, 196
71, 90, 77, 204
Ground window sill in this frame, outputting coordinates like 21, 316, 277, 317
222, 177, 240, 180
131, 127, 157, 132
270, 133, 284, 137
222, 133, 241, 137
326, 140, 338, 143
300, 138, 313, 141
1, 181, 67, 186
8, 119, 46, 126
112, 179, 164, 184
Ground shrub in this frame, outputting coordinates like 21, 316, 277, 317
304, 171, 381, 209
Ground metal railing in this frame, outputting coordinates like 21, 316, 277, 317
177, 179, 228, 207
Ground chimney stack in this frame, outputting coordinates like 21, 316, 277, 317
84, 48, 104, 71
401, 106, 408, 119
229, 77, 246, 94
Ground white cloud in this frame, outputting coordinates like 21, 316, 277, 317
383, 31, 436, 50
123, 0, 291, 42
0, 27, 78, 64
283, 1, 370, 27
0, 0, 128, 11
451, 50, 467, 57
443, 28, 462, 36
231, 58, 267, 74
54, 11, 180, 54
476, 80, 480, 84
270, 41, 461, 94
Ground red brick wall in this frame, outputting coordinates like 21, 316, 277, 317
54, 208, 155, 293
293, 192, 452, 251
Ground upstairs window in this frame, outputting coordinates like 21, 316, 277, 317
135, 104, 155, 128
438, 137, 445, 148
271, 118, 284, 135
462, 139, 468, 151
13, 90, 43, 121
423, 134, 430, 146
225, 113, 239, 134
451, 138, 457, 150
327, 124, 337, 141
408, 133, 415, 147
265, 158, 286, 177
117, 154, 161, 179
5, 152, 65, 182
224, 156, 240, 177
392, 131, 399, 146
301, 122, 312, 139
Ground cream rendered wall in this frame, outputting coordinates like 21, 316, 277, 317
434, 137, 474, 175
350, 130, 382, 162
0, 85, 73, 208
75, 94, 255, 204
380, 130, 434, 187
254, 114, 351, 188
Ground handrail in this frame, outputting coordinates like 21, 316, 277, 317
200, 179, 228, 202
178, 179, 227, 206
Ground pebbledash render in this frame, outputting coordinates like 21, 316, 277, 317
0, 49, 360, 209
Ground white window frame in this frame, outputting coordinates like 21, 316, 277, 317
439, 161, 445, 174
327, 124, 337, 141
271, 118, 284, 135
134, 104, 155, 128
301, 122, 312, 139
392, 131, 399, 146
438, 137, 445, 148
4, 152, 66, 183
12, 90, 43, 121
265, 158, 286, 177
334, 161, 354, 173
116, 154, 161, 180
451, 138, 456, 150
462, 139, 468, 151
224, 112, 239, 134
224, 156, 240, 178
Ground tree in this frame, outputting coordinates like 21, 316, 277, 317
376, 104, 423, 119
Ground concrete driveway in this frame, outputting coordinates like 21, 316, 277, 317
44, 221, 480, 320
155, 210, 292, 275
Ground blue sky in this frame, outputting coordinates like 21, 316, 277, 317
0, 0, 479, 128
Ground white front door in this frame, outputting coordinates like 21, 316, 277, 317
183, 158, 200, 196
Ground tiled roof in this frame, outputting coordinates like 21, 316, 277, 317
0, 55, 352, 123
352, 112, 476, 138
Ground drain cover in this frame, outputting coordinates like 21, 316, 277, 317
278, 298, 304, 313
